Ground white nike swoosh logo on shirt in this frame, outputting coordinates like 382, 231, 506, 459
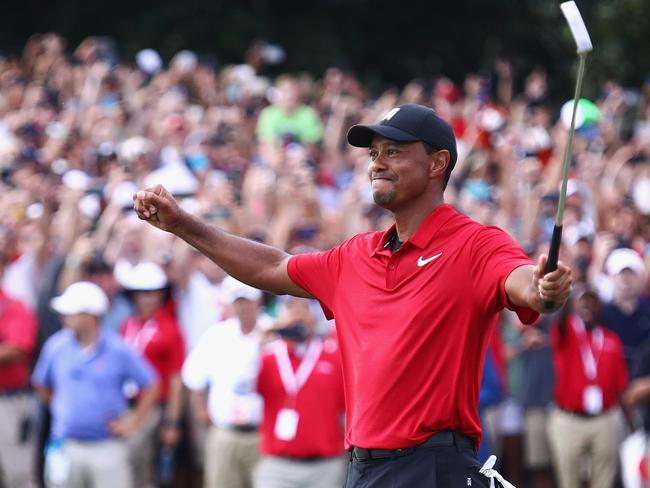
417, 252, 443, 267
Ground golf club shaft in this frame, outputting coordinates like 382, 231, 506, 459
543, 52, 588, 311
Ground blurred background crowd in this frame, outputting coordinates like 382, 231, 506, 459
0, 27, 649, 488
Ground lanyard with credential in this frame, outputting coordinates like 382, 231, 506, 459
273, 339, 323, 397
572, 316, 604, 381
125, 319, 158, 353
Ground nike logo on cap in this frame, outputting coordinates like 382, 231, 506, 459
417, 252, 443, 267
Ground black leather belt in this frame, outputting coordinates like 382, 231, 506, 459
0, 387, 29, 397
228, 424, 259, 433
350, 431, 474, 461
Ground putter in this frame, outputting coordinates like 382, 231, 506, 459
543, 1, 593, 311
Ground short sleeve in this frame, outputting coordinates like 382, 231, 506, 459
298, 107, 324, 144
471, 226, 539, 324
32, 334, 60, 388
255, 350, 274, 396
287, 246, 343, 320
256, 107, 277, 142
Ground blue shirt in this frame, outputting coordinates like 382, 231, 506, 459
32, 329, 155, 441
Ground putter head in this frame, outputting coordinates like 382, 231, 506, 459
560, 1, 593, 54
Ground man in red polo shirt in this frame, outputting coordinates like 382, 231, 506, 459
119, 261, 185, 488
134, 103, 572, 487
0, 249, 38, 488
547, 286, 627, 488
255, 296, 345, 488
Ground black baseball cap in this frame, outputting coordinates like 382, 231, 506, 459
347, 104, 458, 169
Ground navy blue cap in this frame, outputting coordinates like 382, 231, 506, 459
346, 104, 458, 168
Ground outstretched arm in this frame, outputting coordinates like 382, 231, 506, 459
133, 185, 309, 297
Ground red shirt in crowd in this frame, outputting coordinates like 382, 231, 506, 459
551, 314, 628, 413
257, 336, 345, 458
287, 204, 538, 449
0, 290, 37, 390
121, 303, 185, 401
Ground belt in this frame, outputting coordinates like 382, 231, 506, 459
350, 431, 474, 461
227, 424, 259, 433
0, 387, 30, 397
278, 455, 335, 463
559, 407, 604, 419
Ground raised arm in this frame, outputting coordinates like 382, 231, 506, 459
133, 185, 309, 297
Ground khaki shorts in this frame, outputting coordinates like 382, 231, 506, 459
524, 408, 551, 469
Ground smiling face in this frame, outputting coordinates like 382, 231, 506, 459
367, 136, 447, 211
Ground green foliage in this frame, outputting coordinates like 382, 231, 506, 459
1, 0, 647, 95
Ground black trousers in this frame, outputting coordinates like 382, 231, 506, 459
344, 432, 490, 488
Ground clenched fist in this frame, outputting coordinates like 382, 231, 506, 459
132, 185, 182, 232
533, 254, 572, 311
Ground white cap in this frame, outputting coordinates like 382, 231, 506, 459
109, 180, 138, 209
606, 248, 646, 276
79, 193, 101, 219
117, 261, 168, 291
221, 276, 262, 304
51, 281, 109, 316
171, 50, 197, 73
118, 136, 154, 164
62, 169, 90, 191
136, 49, 163, 75
633, 178, 650, 215
144, 146, 198, 195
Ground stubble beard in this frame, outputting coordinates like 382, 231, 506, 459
372, 188, 396, 208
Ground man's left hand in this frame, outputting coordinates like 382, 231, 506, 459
532, 254, 572, 312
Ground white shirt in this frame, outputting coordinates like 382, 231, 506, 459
181, 315, 271, 427
177, 272, 225, 353
2, 251, 39, 307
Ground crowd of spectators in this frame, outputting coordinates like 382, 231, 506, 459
0, 32, 649, 488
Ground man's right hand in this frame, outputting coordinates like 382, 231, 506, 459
133, 185, 182, 232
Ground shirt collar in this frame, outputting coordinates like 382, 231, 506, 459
371, 204, 456, 256
371, 224, 398, 256
72, 329, 108, 357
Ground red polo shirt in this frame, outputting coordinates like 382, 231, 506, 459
257, 337, 345, 458
0, 290, 37, 389
287, 204, 537, 449
121, 303, 185, 401
551, 315, 627, 413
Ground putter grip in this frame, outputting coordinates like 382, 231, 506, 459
542, 225, 563, 311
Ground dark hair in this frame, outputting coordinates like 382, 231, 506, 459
422, 142, 455, 190
85, 253, 112, 276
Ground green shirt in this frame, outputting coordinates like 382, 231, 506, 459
256, 104, 324, 144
